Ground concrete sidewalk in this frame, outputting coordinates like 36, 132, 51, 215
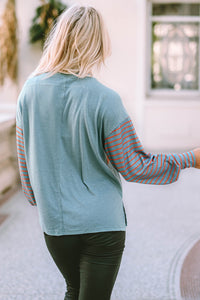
0, 168, 200, 300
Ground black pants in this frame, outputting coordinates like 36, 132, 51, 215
43, 230, 126, 300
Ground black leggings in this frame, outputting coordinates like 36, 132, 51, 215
43, 230, 126, 300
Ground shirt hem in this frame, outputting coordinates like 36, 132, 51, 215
43, 226, 127, 236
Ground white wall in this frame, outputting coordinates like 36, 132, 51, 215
144, 100, 200, 152
16, 0, 42, 90
64, 0, 144, 137
0, 0, 199, 152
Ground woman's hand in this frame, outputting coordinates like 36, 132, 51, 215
193, 148, 200, 169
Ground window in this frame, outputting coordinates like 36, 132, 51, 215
147, 1, 200, 96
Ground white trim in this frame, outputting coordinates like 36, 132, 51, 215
146, 90, 200, 98
0, 103, 16, 109
151, 16, 200, 22
147, 0, 200, 4
144, 99, 200, 107
0, 114, 15, 123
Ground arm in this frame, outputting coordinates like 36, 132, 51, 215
104, 117, 196, 185
16, 125, 37, 205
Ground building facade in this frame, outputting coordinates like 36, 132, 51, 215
0, 0, 199, 153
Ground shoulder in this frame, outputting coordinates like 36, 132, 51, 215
88, 77, 120, 97
77, 78, 129, 125
81, 77, 122, 106
18, 74, 39, 98
22, 73, 42, 86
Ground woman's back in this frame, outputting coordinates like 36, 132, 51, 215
15, 5, 200, 299
16, 72, 128, 235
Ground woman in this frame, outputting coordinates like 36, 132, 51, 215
16, 5, 200, 300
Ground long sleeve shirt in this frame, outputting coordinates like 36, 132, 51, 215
15, 72, 196, 236
104, 117, 195, 185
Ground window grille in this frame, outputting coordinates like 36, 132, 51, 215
147, 1, 200, 96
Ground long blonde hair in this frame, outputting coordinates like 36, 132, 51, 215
31, 5, 111, 78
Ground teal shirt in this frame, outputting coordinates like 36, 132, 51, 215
16, 73, 129, 235
16, 72, 196, 236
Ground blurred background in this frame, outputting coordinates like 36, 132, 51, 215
1, 0, 200, 201
0, 1, 200, 300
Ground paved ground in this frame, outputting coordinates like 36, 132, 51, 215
0, 167, 200, 300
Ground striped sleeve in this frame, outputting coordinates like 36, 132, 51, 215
16, 125, 37, 206
104, 117, 196, 185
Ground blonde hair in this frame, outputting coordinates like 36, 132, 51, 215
31, 5, 111, 78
